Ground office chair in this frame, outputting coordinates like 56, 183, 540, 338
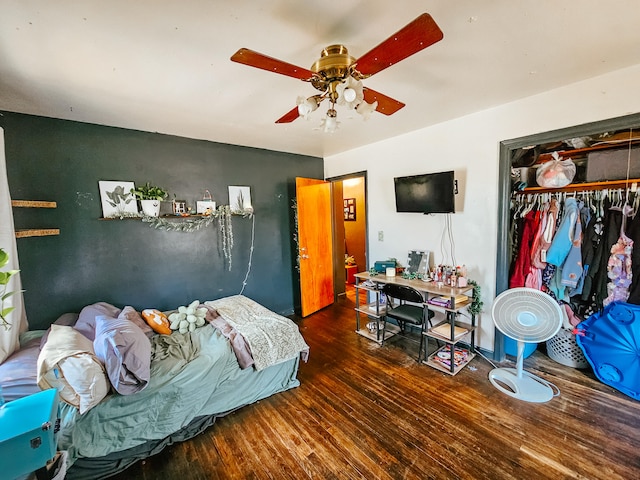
381, 283, 435, 361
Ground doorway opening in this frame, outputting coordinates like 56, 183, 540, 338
328, 171, 368, 302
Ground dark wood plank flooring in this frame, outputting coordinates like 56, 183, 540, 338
110, 289, 640, 479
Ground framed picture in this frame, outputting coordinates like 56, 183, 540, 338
98, 180, 138, 218
228, 186, 252, 213
344, 198, 356, 221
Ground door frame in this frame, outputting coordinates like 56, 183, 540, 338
327, 171, 369, 300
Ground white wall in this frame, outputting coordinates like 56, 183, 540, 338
324, 64, 640, 352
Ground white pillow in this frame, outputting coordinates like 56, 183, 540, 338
37, 324, 109, 414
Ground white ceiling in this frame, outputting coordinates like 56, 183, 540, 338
1, 1, 640, 158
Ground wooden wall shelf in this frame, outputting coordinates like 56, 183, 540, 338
11, 200, 57, 208
15, 229, 60, 238
11, 199, 59, 238
517, 178, 640, 194
536, 138, 640, 164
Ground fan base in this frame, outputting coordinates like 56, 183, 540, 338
489, 367, 554, 403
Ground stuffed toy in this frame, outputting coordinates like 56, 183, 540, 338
141, 309, 172, 335
169, 300, 207, 333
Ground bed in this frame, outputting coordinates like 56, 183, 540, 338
0, 295, 309, 479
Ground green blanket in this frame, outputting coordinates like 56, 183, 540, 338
57, 324, 301, 464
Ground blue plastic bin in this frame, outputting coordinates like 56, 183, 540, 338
504, 336, 537, 358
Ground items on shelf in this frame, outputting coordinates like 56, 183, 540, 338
430, 323, 468, 340
428, 294, 469, 308
431, 345, 469, 369
429, 264, 468, 287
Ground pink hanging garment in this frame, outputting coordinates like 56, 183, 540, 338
604, 205, 634, 306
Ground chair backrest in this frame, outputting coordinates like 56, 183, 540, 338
381, 283, 424, 305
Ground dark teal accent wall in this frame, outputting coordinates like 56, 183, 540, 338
1, 111, 323, 329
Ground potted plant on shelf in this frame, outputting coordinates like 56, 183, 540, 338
131, 183, 168, 217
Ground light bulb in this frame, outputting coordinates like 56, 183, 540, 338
322, 108, 338, 133
343, 88, 356, 103
296, 96, 320, 119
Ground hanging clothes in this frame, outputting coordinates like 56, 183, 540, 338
604, 205, 634, 306
532, 197, 558, 269
509, 209, 539, 288
546, 197, 579, 268
593, 200, 624, 309
627, 203, 640, 304
561, 200, 584, 289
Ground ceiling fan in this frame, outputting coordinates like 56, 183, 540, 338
230, 13, 443, 132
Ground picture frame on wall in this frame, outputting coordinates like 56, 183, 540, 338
98, 180, 138, 218
228, 186, 253, 214
344, 198, 356, 221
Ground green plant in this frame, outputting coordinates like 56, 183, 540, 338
467, 280, 483, 316
131, 183, 168, 201
0, 248, 19, 330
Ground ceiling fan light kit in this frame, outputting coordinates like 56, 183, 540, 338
230, 13, 443, 132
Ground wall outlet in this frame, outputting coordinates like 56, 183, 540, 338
378, 230, 384, 241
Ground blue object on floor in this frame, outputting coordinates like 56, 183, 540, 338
575, 301, 640, 400
504, 336, 537, 358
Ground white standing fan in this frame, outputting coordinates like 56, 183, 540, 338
490, 288, 562, 403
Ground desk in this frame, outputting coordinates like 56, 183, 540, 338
354, 272, 477, 375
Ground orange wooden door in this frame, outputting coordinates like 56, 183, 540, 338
296, 177, 334, 317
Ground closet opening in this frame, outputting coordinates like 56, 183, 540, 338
496, 113, 640, 361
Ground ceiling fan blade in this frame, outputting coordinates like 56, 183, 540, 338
230, 48, 315, 80
354, 13, 443, 77
363, 88, 405, 115
275, 106, 301, 124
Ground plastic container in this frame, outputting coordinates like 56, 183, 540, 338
0, 388, 59, 480
504, 337, 537, 359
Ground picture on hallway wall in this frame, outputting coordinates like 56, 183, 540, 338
344, 198, 356, 221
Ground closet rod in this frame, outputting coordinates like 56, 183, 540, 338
516, 178, 640, 195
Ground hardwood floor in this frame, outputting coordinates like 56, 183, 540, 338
110, 292, 640, 479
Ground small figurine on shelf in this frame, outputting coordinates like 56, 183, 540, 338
172, 198, 187, 215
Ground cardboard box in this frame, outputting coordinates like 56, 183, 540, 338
0, 389, 59, 479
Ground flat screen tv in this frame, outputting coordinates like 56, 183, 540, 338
394, 171, 456, 214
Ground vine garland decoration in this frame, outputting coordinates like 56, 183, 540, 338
140, 205, 252, 271
467, 279, 484, 316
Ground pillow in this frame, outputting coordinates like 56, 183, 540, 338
142, 309, 172, 335
119, 306, 153, 338
37, 325, 109, 414
93, 315, 151, 395
40, 312, 80, 349
75, 302, 122, 341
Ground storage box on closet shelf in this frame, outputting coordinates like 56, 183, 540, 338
546, 328, 589, 369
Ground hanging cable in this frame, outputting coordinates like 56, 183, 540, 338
438, 213, 457, 267
448, 214, 456, 267
238, 213, 256, 296
625, 128, 633, 206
